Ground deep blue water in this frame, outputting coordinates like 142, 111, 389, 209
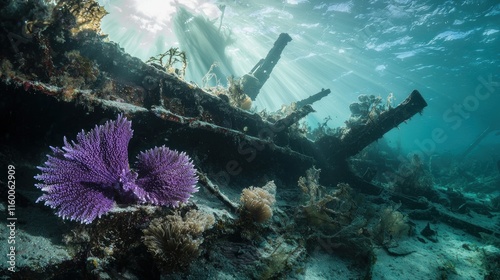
99, 0, 499, 158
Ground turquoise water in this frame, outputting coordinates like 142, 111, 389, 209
1, 1, 499, 278
99, 0, 499, 156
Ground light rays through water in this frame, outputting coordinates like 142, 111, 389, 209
98, 0, 499, 152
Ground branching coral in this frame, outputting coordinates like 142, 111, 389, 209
239, 181, 276, 223
34, 115, 198, 224
307, 116, 335, 141
227, 75, 252, 110
142, 209, 215, 271
373, 203, 410, 244
297, 167, 336, 228
298, 167, 362, 236
200, 71, 253, 110
147, 47, 187, 79
258, 238, 305, 280
344, 93, 394, 130
296, 168, 374, 266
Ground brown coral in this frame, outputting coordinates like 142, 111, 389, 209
374, 204, 410, 244
239, 181, 276, 223
142, 210, 215, 272
298, 167, 336, 227
298, 167, 362, 235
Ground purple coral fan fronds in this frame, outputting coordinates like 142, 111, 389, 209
135, 146, 198, 207
35, 115, 199, 224
35, 114, 139, 224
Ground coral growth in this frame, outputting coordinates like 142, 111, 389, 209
296, 167, 374, 271
346, 94, 389, 127
35, 115, 198, 224
63, 50, 99, 83
227, 75, 253, 110
201, 63, 222, 89
258, 237, 305, 280
239, 181, 276, 223
147, 47, 187, 79
53, 0, 108, 35
201, 68, 253, 111
298, 167, 366, 238
61, 205, 167, 278
307, 116, 336, 141
335, 93, 396, 139
373, 204, 411, 245
34, 115, 136, 223
391, 154, 435, 198
297, 167, 337, 229
142, 209, 215, 272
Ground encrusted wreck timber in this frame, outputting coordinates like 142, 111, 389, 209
1, 0, 426, 195
295, 88, 331, 108
318, 90, 428, 162
151, 105, 314, 165
315, 90, 428, 194
77, 37, 276, 138
242, 33, 293, 100
0, 2, 311, 143
198, 172, 239, 212
272, 105, 315, 132
2, 25, 317, 189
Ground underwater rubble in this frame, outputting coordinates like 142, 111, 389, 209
1, 0, 500, 279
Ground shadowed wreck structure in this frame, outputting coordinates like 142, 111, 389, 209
1, 1, 499, 279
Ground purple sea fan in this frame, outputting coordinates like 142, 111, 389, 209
35, 115, 199, 224
135, 146, 198, 207
34, 115, 141, 224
